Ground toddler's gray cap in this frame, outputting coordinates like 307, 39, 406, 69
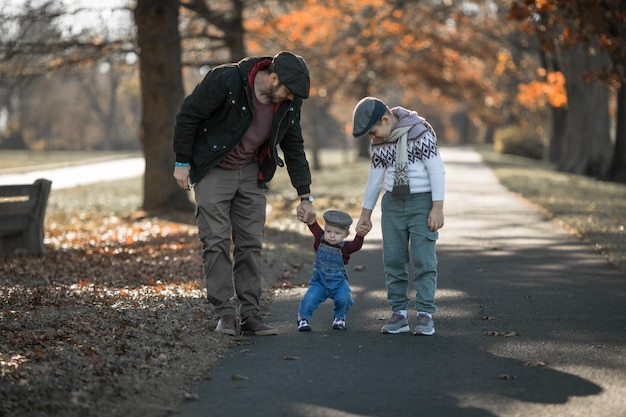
352, 97, 387, 137
323, 210, 353, 230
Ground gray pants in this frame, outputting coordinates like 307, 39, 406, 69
194, 162, 266, 320
381, 192, 439, 315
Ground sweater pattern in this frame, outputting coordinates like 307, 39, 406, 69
371, 131, 438, 169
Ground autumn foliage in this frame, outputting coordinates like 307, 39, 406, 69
517, 70, 567, 110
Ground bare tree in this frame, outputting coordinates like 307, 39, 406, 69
0, 0, 251, 211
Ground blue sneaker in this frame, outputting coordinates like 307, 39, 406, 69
413, 313, 435, 336
381, 313, 409, 334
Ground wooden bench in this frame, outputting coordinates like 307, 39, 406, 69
0, 178, 52, 256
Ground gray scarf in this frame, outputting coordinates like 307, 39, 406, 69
385, 125, 412, 199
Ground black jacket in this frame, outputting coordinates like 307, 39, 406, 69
173, 56, 311, 195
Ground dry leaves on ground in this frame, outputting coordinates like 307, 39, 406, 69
1, 203, 311, 417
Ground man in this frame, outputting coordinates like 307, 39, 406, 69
173, 51, 316, 336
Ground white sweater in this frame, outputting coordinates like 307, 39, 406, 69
362, 108, 445, 210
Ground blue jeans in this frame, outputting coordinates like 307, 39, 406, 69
298, 243, 354, 321
381, 192, 438, 314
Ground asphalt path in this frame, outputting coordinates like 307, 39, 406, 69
0, 157, 144, 189
173, 147, 626, 417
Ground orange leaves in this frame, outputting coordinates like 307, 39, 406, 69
495, 49, 515, 76
380, 20, 404, 37
545, 71, 567, 107
534, 0, 558, 12
398, 34, 431, 51
560, 26, 576, 46
517, 71, 567, 110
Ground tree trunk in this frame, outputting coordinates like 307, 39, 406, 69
557, 45, 612, 178
451, 111, 471, 145
548, 106, 566, 164
103, 67, 119, 150
483, 126, 494, 145
134, 0, 192, 212
225, 0, 246, 61
606, 83, 626, 183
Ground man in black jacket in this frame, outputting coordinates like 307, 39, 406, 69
173, 51, 316, 336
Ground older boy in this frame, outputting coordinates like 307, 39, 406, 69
353, 97, 445, 335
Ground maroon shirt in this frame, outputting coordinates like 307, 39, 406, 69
218, 76, 274, 169
308, 221, 364, 265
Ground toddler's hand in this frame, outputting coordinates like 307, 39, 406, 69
297, 204, 316, 224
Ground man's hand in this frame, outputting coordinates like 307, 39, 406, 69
173, 166, 192, 190
297, 201, 316, 224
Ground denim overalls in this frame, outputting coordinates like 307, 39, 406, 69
298, 240, 354, 321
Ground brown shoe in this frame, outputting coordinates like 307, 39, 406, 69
240, 313, 277, 336
215, 314, 236, 336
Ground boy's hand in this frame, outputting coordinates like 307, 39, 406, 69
428, 201, 444, 231
356, 215, 372, 236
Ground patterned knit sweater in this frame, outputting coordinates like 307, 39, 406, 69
362, 106, 445, 210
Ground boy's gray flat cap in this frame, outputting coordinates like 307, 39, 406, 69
352, 97, 387, 137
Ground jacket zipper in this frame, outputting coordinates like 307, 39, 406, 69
271, 102, 291, 168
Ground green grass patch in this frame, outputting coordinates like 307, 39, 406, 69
478, 146, 626, 272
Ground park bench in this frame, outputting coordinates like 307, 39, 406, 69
0, 178, 52, 257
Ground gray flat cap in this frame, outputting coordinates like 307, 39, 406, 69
272, 51, 310, 99
323, 210, 353, 230
352, 97, 387, 137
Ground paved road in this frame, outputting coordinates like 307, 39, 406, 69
173, 147, 625, 417
0, 158, 144, 189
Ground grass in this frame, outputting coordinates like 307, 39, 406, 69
476, 146, 626, 272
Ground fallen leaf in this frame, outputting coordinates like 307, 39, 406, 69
484, 330, 519, 337
497, 374, 517, 380
523, 360, 548, 367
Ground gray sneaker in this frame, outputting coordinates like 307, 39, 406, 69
381, 313, 410, 334
413, 313, 435, 336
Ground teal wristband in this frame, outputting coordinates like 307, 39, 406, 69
175, 162, 190, 167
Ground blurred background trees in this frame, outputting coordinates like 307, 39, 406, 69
0, 0, 624, 212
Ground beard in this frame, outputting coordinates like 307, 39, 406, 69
267, 84, 280, 103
